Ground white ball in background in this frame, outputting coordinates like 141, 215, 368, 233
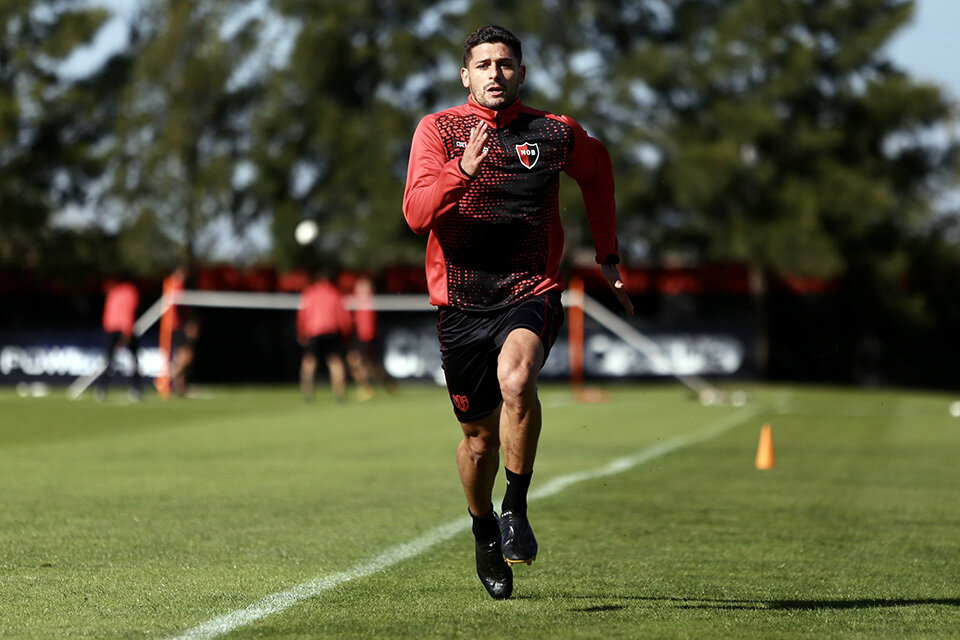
949, 401, 960, 418
295, 220, 319, 246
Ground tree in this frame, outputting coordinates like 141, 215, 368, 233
637, 0, 955, 277
0, 0, 117, 273
105, 0, 264, 270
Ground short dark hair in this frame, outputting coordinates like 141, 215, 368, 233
462, 25, 522, 67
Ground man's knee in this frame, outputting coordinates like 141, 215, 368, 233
498, 363, 536, 406
498, 330, 543, 405
461, 422, 499, 459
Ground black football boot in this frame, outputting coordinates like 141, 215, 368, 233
475, 520, 513, 599
499, 511, 538, 566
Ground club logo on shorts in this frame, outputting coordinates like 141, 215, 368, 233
515, 142, 540, 169
452, 394, 470, 413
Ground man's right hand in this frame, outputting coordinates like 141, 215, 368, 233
459, 122, 490, 177
600, 263, 635, 316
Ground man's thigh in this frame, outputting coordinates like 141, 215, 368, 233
439, 291, 563, 421
492, 291, 563, 359
497, 328, 545, 387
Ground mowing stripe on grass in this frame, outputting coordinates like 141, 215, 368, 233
167, 405, 760, 640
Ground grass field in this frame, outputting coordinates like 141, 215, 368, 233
1, 382, 958, 639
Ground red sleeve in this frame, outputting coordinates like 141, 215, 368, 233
402, 115, 472, 234
558, 116, 620, 264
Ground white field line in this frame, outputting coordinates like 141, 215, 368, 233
167, 405, 760, 640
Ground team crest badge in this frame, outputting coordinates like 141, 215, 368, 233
452, 394, 470, 413
515, 142, 540, 169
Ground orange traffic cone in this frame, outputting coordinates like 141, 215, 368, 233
755, 423, 775, 470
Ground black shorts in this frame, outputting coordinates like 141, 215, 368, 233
305, 333, 343, 360
105, 330, 138, 354
438, 291, 564, 423
349, 337, 380, 360
171, 329, 194, 352
172, 317, 200, 351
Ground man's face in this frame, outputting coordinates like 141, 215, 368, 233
461, 42, 525, 110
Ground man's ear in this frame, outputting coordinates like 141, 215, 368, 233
461, 67, 470, 89
518, 65, 526, 86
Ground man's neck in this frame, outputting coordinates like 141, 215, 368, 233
467, 95, 523, 127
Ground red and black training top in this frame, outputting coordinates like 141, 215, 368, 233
403, 95, 620, 311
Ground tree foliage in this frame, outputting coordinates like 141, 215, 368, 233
0, 0, 116, 271
638, 0, 955, 280
248, 0, 437, 269
105, 0, 264, 271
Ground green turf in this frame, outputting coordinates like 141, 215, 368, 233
1, 383, 958, 638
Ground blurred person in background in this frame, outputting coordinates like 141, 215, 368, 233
97, 273, 142, 402
165, 264, 201, 398
402, 25, 633, 600
298, 268, 350, 402
346, 275, 394, 399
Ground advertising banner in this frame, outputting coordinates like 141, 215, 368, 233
0, 330, 163, 385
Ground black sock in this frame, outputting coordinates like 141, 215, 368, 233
470, 506, 500, 544
501, 468, 532, 516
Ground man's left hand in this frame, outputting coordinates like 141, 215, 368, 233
600, 264, 634, 316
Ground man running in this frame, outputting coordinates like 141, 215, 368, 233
402, 25, 633, 599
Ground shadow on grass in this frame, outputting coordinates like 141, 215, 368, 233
570, 604, 626, 613
561, 596, 960, 612
680, 597, 960, 611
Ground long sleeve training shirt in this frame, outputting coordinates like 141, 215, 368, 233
297, 281, 351, 341
403, 95, 620, 311
102, 282, 139, 336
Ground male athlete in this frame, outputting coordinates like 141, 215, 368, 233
403, 25, 633, 600
297, 269, 350, 402
97, 274, 142, 401
164, 265, 201, 398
